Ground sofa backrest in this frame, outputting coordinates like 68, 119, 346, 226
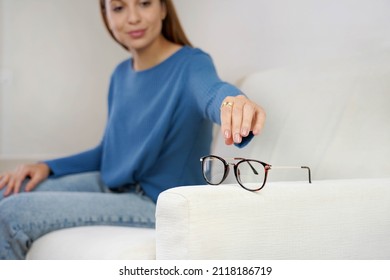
213, 50, 390, 182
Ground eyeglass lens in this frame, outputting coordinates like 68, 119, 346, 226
236, 160, 266, 191
202, 156, 226, 185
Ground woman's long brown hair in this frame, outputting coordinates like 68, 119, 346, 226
99, 0, 192, 50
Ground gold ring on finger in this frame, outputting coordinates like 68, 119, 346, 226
221, 101, 234, 109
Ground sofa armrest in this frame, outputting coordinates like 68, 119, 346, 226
155, 178, 390, 260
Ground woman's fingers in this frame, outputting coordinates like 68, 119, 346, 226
0, 174, 9, 190
0, 173, 16, 196
241, 102, 256, 137
252, 105, 266, 135
25, 172, 46, 192
220, 95, 265, 145
12, 166, 27, 194
231, 98, 245, 144
4, 176, 16, 197
220, 99, 234, 144
0, 163, 50, 196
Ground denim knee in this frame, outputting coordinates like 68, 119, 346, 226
0, 194, 36, 259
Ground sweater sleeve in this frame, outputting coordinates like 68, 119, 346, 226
186, 50, 253, 147
44, 143, 102, 178
186, 51, 241, 124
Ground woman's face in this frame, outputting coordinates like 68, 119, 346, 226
104, 0, 166, 52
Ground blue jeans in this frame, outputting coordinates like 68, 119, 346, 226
0, 172, 156, 259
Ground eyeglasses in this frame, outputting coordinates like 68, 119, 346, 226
200, 155, 312, 191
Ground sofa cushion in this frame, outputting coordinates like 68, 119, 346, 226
26, 226, 155, 260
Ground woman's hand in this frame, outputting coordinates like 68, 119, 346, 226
220, 95, 266, 145
0, 163, 50, 196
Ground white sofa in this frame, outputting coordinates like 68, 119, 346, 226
27, 50, 390, 260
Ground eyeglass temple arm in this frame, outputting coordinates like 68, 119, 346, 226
233, 158, 259, 175
269, 165, 312, 183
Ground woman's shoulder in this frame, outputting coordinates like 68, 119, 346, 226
113, 58, 132, 74
180, 46, 215, 69
183, 46, 211, 59
107, 58, 133, 82
158, 45, 212, 66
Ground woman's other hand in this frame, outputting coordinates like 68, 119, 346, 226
0, 163, 50, 196
220, 95, 266, 145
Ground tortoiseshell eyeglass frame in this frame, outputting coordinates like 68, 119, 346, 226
200, 155, 312, 192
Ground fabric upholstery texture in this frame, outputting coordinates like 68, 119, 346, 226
156, 179, 390, 259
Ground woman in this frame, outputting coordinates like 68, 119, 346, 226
0, 0, 265, 259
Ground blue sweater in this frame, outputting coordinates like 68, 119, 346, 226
45, 47, 251, 202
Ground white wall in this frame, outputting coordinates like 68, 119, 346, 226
1, 0, 390, 162
174, 0, 390, 82
0, 0, 128, 161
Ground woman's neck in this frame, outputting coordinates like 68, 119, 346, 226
131, 36, 182, 71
